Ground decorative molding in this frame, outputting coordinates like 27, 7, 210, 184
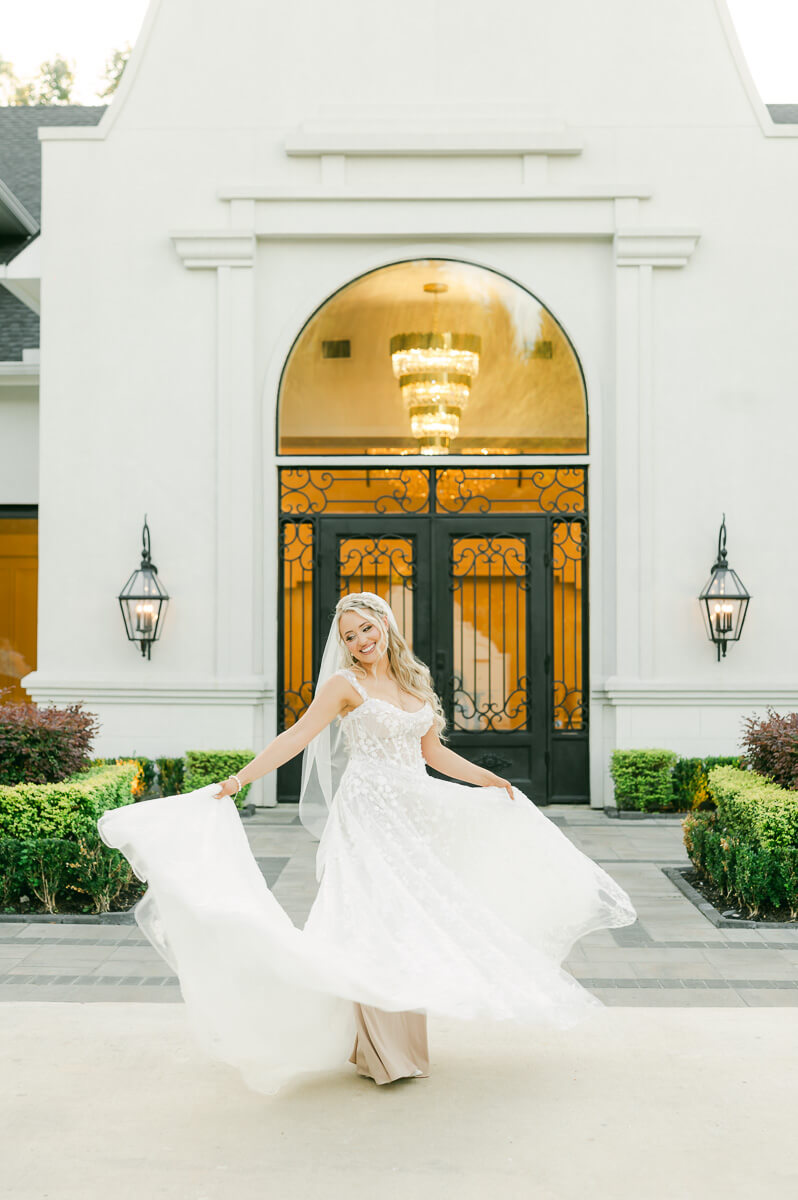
219, 184, 651, 202
593, 681, 798, 707
169, 231, 256, 270
284, 128, 584, 157
19, 674, 273, 706
0, 362, 39, 385
614, 229, 700, 268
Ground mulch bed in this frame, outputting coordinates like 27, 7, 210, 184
683, 866, 797, 924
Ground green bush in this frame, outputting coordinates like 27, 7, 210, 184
682, 765, 798, 919
0, 762, 142, 914
0, 762, 138, 839
707, 765, 798, 850
156, 757, 185, 796
671, 755, 745, 811
184, 749, 254, 809
609, 749, 678, 812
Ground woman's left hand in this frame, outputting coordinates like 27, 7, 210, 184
210, 777, 237, 800
480, 773, 515, 802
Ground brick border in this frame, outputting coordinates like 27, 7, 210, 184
663, 865, 798, 931
604, 809, 688, 821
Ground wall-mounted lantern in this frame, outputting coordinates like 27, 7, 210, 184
117, 515, 170, 659
698, 514, 750, 661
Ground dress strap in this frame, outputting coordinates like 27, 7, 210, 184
337, 667, 370, 703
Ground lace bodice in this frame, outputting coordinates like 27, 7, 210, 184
335, 667, 433, 776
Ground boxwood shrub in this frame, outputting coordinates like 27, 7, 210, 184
184, 749, 254, 809
0, 761, 143, 915
682, 765, 798, 919
609, 749, 678, 812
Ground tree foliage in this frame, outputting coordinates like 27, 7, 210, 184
99, 44, 131, 99
0, 53, 75, 105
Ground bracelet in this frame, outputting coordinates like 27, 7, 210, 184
229, 774, 243, 794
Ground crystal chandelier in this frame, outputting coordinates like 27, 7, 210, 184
390, 282, 481, 454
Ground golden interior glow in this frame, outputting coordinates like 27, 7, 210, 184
451, 535, 528, 732
280, 472, 585, 733
278, 259, 586, 455
0, 518, 37, 705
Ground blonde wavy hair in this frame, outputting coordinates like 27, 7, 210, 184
335, 593, 448, 741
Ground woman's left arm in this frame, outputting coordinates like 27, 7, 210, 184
420, 726, 515, 802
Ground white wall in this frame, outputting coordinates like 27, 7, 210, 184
0, 386, 38, 503
21, 0, 798, 803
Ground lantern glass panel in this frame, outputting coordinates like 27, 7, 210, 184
118, 567, 169, 643
699, 567, 750, 644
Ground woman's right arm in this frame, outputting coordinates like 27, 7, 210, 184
211, 674, 353, 798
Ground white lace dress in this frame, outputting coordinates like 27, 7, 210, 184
97, 666, 636, 1095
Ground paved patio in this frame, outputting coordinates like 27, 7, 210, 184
3, 806, 798, 1199
2, 805, 798, 1005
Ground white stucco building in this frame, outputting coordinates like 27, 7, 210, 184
1, 0, 797, 808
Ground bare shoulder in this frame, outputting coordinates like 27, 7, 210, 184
313, 671, 361, 712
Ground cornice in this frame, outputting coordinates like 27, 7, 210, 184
593, 680, 798, 707
20, 674, 273, 705
169, 230, 256, 269
284, 128, 584, 157
614, 228, 700, 268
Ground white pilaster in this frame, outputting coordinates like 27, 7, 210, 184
613, 228, 699, 686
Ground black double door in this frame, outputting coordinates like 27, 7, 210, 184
302, 514, 555, 803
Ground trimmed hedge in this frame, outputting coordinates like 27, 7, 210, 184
682, 765, 798, 919
609, 749, 678, 812
0, 761, 143, 915
184, 749, 254, 809
610, 750, 744, 813
705, 764, 798, 849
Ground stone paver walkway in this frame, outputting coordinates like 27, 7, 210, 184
2, 805, 798, 1005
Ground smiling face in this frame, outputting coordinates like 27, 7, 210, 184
338, 607, 389, 666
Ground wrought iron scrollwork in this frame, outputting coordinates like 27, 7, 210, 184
551, 517, 587, 732
279, 519, 315, 730
435, 468, 586, 514
280, 468, 430, 514
449, 534, 531, 732
473, 752, 513, 774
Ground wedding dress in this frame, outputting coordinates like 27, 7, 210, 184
97, 665, 637, 1096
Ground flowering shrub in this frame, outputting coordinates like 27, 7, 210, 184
671, 756, 745, 811
741, 709, 798, 791
0, 700, 100, 786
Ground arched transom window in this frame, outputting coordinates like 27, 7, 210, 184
277, 259, 587, 457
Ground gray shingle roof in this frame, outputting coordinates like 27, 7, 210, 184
0, 104, 106, 222
0, 105, 106, 358
767, 104, 798, 124
0, 286, 39, 360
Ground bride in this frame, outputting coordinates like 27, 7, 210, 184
98, 590, 636, 1096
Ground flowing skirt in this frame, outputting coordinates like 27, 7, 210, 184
97, 779, 636, 1095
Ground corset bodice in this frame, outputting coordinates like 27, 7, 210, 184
335, 668, 433, 776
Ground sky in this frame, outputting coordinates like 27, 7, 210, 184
0, 0, 796, 105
